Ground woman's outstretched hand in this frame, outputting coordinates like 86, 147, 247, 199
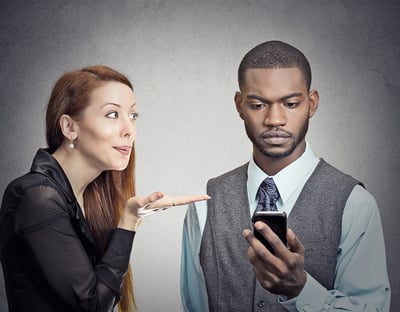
118, 192, 210, 231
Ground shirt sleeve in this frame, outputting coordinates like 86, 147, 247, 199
15, 185, 135, 311
180, 202, 210, 312
279, 185, 391, 311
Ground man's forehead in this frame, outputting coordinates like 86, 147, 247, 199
243, 67, 306, 89
244, 67, 302, 76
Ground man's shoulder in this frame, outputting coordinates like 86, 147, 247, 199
205, 163, 249, 195
316, 159, 363, 187
208, 162, 249, 184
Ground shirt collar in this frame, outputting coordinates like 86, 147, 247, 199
30, 148, 76, 204
247, 143, 319, 205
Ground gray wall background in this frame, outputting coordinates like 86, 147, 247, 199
1, 0, 399, 311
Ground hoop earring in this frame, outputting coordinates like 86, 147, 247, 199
69, 141, 75, 149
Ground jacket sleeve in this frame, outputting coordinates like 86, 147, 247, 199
15, 184, 135, 311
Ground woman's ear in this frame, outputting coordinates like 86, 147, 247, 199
59, 114, 78, 141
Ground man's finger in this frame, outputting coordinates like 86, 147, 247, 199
286, 229, 304, 255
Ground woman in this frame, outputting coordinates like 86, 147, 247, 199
0, 65, 208, 312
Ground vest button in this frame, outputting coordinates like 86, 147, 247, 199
257, 300, 265, 308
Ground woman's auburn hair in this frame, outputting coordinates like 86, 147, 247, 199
46, 65, 136, 312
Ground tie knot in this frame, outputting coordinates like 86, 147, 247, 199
255, 177, 280, 212
260, 177, 279, 200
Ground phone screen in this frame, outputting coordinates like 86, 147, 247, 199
252, 211, 287, 254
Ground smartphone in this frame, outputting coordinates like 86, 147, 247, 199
252, 211, 287, 254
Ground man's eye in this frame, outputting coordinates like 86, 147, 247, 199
129, 112, 139, 120
285, 102, 299, 108
106, 111, 118, 119
250, 103, 266, 110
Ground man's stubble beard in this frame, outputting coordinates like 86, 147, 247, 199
244, 119, 309, 159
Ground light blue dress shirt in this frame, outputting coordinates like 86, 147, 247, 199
180, 145, 391, 311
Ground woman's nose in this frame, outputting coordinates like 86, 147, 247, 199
123, 117, 136, 139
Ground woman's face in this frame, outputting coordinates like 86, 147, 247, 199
74, 81, 137, 172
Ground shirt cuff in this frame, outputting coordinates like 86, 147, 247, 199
279, 273, 329, 311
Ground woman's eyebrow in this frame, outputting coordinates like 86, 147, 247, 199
101, 102, 137, 108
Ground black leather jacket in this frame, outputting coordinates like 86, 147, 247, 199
0, 149, 135, 312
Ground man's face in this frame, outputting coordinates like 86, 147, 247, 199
235, 67, 318, 166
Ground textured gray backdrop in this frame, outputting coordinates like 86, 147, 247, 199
1, 0, 399, 311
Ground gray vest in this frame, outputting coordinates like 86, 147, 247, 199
200, 159, 361, 312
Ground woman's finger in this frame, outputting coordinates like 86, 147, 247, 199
126, 192, 164, 210
145, 194, 210, 209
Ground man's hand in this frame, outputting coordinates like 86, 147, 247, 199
242, 221, 307, 299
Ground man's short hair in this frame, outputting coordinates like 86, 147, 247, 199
238, 40, 312, 91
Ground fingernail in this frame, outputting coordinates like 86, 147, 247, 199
255, 222, 265, 231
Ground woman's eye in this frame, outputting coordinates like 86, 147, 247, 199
129, 112, 139, 120
106, 111, 118, 119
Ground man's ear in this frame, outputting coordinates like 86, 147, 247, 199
234, 91, 244, 120
308, 89, 319, 118
59, 114, 78, 141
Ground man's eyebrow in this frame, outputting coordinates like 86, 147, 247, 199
247, 92, 303, 103
280, 92, 303, 101
247, 94, 270, 103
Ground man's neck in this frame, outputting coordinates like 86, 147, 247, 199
253, 144, 306, 176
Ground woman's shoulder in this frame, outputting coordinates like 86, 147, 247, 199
5, 171, 61, 201
2, 172, 71, 228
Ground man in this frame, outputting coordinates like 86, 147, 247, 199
180, 41, 391, 311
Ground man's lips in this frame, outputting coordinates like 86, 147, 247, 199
261, 131, 291, 145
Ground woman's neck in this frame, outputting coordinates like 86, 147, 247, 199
52, 145, 101, 209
